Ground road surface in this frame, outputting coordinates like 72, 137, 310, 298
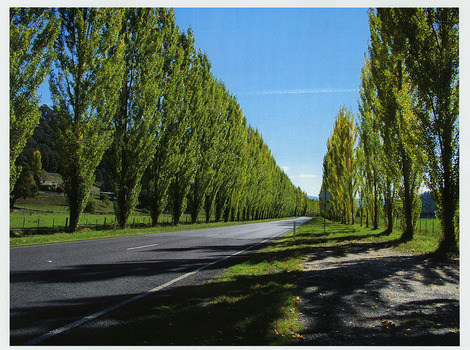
10, 217, 311, 345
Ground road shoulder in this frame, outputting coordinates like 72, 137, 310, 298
296, 242, 459, 346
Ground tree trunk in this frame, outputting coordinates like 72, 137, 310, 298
435, 185, 458, 257
373, 181, 379, 230
400, 154, 414, 242
149, 206, 162, 227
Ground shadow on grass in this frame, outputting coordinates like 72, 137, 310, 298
12, 261, 302, 345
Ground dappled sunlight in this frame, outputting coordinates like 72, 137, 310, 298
295, 220, 459, 346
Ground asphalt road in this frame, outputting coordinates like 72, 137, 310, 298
10, 217, 311, 345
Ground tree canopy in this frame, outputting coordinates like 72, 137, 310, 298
10, 7, 316, 232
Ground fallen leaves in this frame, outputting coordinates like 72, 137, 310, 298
381, 321, 396, 329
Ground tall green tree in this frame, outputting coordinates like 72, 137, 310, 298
145, 9, 182, 226
358, 60, 385, 230
107, 8, 165, 229
383, 8, 459, 256
186, 53, 215, 224
368, 9, 424, 241
201, 82, 238, 222
321, 107, 357, 224
10, 8, 60, 192
167, 29, 199, 225
51, 8, 125, 232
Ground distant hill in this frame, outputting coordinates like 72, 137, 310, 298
308, 196, 319, 201
420, 191, 437, 218
16, 105, 59, 173
18, 105, 113, 191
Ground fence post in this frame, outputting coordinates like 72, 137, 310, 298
52, 218, 55, 230
104, 217, 107, 228
23, 218, 25, 230
65, 217, 68, 230
293, 221, 296, 239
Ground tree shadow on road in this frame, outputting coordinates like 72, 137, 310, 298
11, 217, 459, 346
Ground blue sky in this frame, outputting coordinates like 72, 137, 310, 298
37, 7, 371, 197
172, 8, 371, 196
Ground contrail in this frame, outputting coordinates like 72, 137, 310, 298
249, 88, 359, 95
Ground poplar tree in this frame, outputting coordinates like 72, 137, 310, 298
167, 29, 198, 225
186, 53, 215, 224
321, 107, 357, 224
10, 8, 60, 192
368, 9, 424, 241
201, 81, 235, 222
358, 60, 384, 230
108, 8, 165, 229
214, 95, 247, 222
145, 9, 181, 226
51, 8, 125, 232
385, 8, 459, 256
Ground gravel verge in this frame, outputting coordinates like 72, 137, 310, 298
296, 241, 459, 346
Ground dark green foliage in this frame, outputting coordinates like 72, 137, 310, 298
51, 8, 125, 232
355, 8, 459, 256
10, 8, 60, 192
420, 192, 437, 219
10, 164, 39, 208
84, 197, 97, 214
17, 106, 60, 173
108, 8, 166, 229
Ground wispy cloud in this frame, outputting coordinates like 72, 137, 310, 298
280, 166, 289, 172
248, 88, 359, 95
299, 174, 317, 179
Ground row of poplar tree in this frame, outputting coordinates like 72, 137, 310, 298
321, 8, 459, 257
10, 8, 315, 233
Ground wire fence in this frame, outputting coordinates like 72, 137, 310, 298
10, 212, 215, 235
356, 216, 441, 235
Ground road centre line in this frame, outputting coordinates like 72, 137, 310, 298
23, 228, 290, 345
126, 243, 159, 250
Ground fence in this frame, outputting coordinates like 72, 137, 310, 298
10, 212, 219, 234
396, 217, 441, 235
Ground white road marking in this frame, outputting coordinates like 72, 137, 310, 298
126, 243, 159, 251
23, 227, 292, 345
207, 233, 219, 237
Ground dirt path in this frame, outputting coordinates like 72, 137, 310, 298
296, 242, 459, 346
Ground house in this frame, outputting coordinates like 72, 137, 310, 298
91, 185, 101, 196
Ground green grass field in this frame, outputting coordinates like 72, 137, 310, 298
11, 192, 226, 240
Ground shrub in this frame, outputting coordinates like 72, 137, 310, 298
84, 197, 97, 213
100, 193, 110, 207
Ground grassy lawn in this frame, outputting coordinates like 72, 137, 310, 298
77, 217, 447, 346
